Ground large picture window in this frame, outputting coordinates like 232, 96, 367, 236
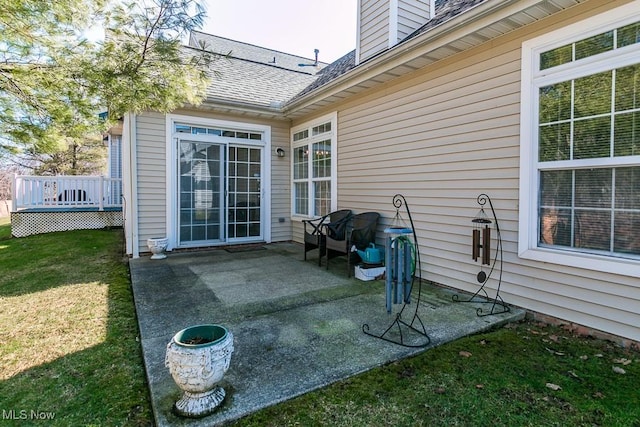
519, 4, 640, 276
291, 113, 337, 217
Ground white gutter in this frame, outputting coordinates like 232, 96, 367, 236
200, 97, 288, 119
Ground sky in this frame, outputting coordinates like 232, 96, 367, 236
200, 0, 358, 63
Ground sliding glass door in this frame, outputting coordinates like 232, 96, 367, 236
227, 146, 262, 241
178, 140, 225, 245
177, 139, 263, 246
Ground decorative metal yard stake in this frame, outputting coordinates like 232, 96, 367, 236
362, 194, 431, 348
453, 193, 510, 316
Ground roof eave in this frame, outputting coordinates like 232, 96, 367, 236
198, 98, 288, 120
282, 0, 586, 119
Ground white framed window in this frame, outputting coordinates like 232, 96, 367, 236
291, 112, 338, 218
519, 3, 640, 277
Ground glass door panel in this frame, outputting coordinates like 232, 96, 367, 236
228, 146, 262, 240
178, 140, 224, 245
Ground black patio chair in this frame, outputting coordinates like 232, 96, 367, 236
325, 212, 380, 277
302, 209, 352, 266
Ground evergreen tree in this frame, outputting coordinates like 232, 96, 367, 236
0, 0, 212, 158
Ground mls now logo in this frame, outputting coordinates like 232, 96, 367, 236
2, 409, 56, 420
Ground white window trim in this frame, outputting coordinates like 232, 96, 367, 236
290, 112, 338, 220
165, 114, 272, 249
518, 2, 640, 278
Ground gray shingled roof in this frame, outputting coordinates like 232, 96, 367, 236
405, 0, 488, 41
290, 50, 356, 101
286, 0, 485, 106
189, 31, 328, 73
195, 0, 485, 112
200, 50, 319, 108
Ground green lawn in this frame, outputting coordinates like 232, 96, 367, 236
0, 217, 638, 426
0, 218, 152, 426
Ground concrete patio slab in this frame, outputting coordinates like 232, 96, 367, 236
129, 242, 525, 426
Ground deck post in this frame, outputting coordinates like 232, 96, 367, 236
11, 174, 17, 212
99, 176, 104, 211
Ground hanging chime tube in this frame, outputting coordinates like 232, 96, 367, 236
472, 228, 480, 261
395, 238, 403, 304
404, 239, 412, 304
385, 235, 393, 313
482, 225, 491, 265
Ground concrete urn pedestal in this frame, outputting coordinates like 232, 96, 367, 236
165, 324, 234, 418
147, 237, 168, 260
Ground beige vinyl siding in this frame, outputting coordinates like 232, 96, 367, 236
269, 120, 292, 242
135, 112, 167, 254
397, 0, 431, 43
301, 1, 639, 341
359, 0, 390, 63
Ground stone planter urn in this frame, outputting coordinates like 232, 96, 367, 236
165, 324, 234, 418
146, 237, 168, 260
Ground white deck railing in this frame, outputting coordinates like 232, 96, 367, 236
12, 175, 123, 211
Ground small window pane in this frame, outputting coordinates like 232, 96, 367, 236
539, 81, 572, 123
617, 22, 640, 48
614, 212, 640, 255
573, 71, 612, 118
540, 170, 573, 207
573, 116, 611, 159
574, 31, 614, 60
249, 222, 260, 237
539, 207, 572, 247
293, 147, 308, 180
293, 130, 308, 141
614, 111, 640, 156
312, 140, 331, 178
575, 169, 611, 208
294, 182, 308, 215
540, 44, 573, 70
615, 64, 640, 112
312, 122, 331, 135
313, 181, 331, 216
192, 225, 206, 240
250, 149, 261, 163
615, 167, 640, 210
574, 210, 611, 251
539, 122, 570, 161
237, 148, 249, 162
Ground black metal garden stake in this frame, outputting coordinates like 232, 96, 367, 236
453, 193, 510, 316
362, 194, 431, 348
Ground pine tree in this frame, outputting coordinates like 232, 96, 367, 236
0, 0, 212, 158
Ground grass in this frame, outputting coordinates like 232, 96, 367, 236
238, 323, 639, 426
0, 216, 638, 426
0, 217, 152, 426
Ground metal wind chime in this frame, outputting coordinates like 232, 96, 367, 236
362, 194, 431, 348
453, 193, 509, 316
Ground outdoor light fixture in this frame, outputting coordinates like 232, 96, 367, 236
275, 147, 285, 157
